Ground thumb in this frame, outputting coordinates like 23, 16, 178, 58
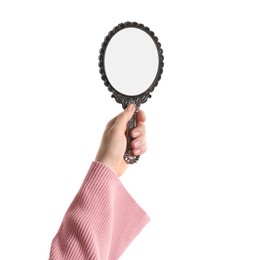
114, 103, 135, 130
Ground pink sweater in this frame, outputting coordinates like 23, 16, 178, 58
49, 161, 150, 260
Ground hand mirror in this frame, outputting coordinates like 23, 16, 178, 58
98, 21, 164, 164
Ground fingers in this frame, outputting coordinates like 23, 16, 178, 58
131, 136, 147, 155
130, 110, 146, 138
114, 103, 135, 131
131, 128, 147, 155
130, 109, 147, 156
131, 143, 147, 156
108, 105, 147, 157
137, 110, 146, 125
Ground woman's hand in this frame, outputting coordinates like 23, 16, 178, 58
95, 104, 147, 177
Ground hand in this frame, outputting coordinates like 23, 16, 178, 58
95, 103, 147, 177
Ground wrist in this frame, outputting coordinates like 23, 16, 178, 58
95, 157, 118, 176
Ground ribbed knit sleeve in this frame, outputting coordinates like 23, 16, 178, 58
49, 161, 150, 260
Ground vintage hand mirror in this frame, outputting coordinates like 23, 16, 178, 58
98, 21, 164, 164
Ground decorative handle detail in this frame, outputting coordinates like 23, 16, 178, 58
124, 105, 140, 164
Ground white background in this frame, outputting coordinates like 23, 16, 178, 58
0, 0, 259, 259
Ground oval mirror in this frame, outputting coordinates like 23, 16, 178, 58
99, 21, 164, 164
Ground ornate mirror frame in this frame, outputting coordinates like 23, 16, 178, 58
98, 21, 164, 109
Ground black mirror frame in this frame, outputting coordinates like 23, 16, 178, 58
98, 21, 164, 109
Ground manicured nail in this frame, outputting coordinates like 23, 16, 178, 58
133, 140, 140, 148
134, 148, 141, 155
132, 131, 140, 138
127, 103, 135, 111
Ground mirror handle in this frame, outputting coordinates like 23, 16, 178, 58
124, 105, 140, 164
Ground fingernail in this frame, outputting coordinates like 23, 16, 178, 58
126, 103, 135, 111
132, 131, 140, 138
134, 148, 141, 155
133, 140, 140, 148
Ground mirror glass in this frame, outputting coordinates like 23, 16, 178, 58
104, 28, 159, 96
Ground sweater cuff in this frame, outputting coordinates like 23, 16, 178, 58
82, 161, 150, 257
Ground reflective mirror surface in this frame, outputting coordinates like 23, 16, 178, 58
104, 28, 159, 96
